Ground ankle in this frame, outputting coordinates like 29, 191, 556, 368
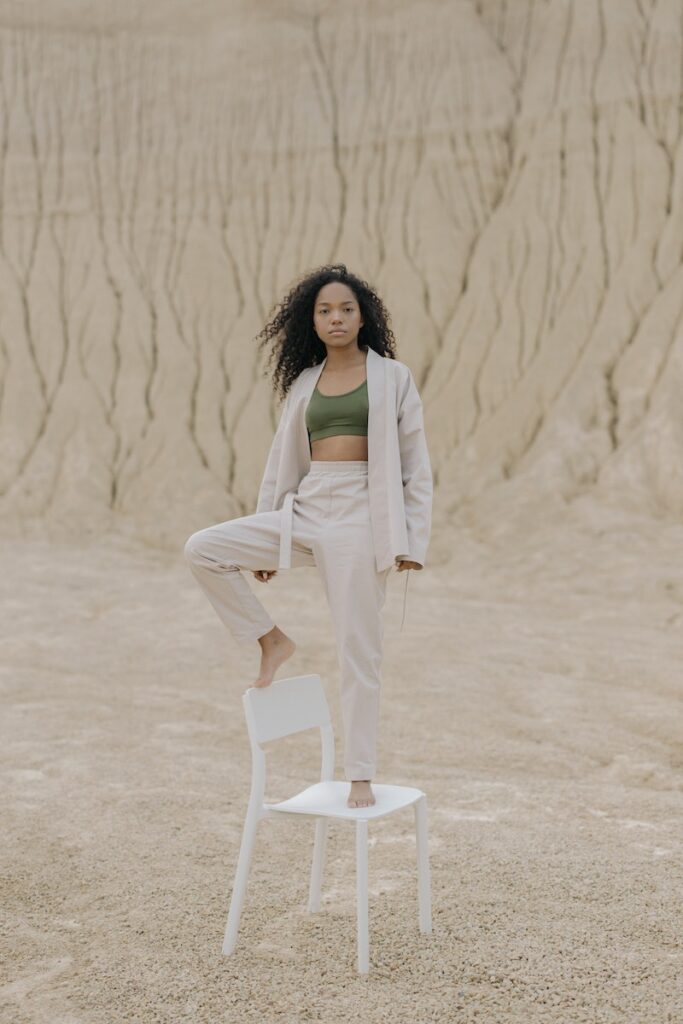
258, 625, 280, 645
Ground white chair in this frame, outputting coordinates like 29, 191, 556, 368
221, 673, 432, 974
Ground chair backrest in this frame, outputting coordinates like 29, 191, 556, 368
242, 673, 331, 746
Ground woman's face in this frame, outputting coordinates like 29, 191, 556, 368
313, 282, 364, 349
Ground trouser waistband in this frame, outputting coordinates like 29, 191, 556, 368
306, 460, 368, 475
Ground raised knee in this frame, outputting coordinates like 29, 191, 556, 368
184, 528, 241, 571
183, 530, 205, 563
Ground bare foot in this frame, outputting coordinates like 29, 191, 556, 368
347, 780, 375, 808
252, 625, 296, 687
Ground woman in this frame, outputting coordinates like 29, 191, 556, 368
184, 264, 432, 808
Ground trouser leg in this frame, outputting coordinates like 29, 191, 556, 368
315, 522, 391, 782
183, 510, 314, 648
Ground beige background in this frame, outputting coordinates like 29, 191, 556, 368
2, 2, 682, 1022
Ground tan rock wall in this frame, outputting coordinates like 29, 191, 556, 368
0, 1, 681, 548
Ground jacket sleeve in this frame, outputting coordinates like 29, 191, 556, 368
396, 366, 433, 568
255, 387, 294, 514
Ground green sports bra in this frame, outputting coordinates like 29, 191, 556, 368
305, 378, 369, 442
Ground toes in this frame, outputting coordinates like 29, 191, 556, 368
347, 795, 374, 807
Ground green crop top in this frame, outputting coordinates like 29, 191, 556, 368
305, 378, 369, 442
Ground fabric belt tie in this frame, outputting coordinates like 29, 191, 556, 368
278, 491, 296, 569
399, 567, 410, 633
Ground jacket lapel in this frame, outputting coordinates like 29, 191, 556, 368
366, 348, 392, 567
293, 357, 326, 473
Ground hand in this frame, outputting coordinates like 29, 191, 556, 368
396, 559, 422, 571
252, 569, 277, 583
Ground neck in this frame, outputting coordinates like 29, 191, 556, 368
323, 343, 367, 369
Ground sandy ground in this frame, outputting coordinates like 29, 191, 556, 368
2, 501, 682, 1024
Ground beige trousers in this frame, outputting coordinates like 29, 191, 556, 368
184, 460, 391, 781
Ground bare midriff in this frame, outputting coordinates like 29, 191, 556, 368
310, 434, 368, 461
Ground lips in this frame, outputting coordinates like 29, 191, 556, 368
330, 330, 346, 335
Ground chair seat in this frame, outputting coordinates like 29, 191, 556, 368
266, 780, 424, 821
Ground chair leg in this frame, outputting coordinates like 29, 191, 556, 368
414, 794, 432, 934
222, 807, 260, 955
308, 817, 328, 913
356, 819, 369, 973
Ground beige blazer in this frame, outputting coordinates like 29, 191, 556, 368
255, 346, 433, 573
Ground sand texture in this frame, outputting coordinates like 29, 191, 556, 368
1, 1, 683, 1021
3, 521, 683, 1022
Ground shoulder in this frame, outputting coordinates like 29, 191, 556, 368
286, 351, 413, 391
385, 357, 417, 393
368, 348, 413, 383
389, 358, 412, 379
296, 363, 319, 383
279, 365, 314, 403
373, 350, 411, 375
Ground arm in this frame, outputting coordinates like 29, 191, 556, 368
396, 366, 433, 569
255, 387, 294, 514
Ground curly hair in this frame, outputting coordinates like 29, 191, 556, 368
256, 263, 397, 401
